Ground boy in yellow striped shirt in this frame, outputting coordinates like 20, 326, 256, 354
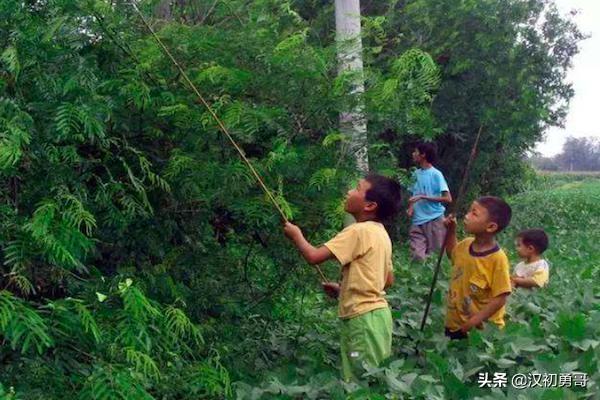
443, 196, 513, 339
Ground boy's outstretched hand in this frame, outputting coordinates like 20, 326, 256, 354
283, 221, 303, 241
408, 195, 424, 204
283, 222, 333, 264
322, 282, 340, 299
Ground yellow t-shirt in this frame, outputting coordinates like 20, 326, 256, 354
445, 238, 512, 332
325, 221, 393, 319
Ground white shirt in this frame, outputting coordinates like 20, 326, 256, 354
514, 259, 550, 287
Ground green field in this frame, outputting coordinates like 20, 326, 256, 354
237, 177, 600, 399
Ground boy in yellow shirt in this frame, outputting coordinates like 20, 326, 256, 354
444, 196, 513, 340
283, 174, 401, 381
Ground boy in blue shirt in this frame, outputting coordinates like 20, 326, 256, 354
407, 142, 452, 261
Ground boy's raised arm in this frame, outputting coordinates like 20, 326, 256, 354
443, 215, 457, 259
411, 191, 453, 205
283, 222, 334, 265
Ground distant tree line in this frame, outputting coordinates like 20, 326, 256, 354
531, 136, 600, 171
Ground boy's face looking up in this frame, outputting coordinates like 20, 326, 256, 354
463, 201, 499, 235
515, 237, 537, 260
412, 148, 425, 164
345, 179, 377, 217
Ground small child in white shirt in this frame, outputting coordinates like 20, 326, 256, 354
511, 229, 550, 289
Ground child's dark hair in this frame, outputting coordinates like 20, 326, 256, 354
415, 142, 438, 163
517, 229, 549, 254
365, 174, 402, 221
476, 196, 512, 233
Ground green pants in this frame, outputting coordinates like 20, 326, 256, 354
340, 307, 392, 382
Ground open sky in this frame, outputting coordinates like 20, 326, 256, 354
535, 0, 600, 156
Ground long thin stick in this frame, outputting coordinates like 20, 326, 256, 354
419, 125, 484, 331
129, 3, 328, 282
131, 3, 286, 221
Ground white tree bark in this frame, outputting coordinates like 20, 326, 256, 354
335, 0, 368, 174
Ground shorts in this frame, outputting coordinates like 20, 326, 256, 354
409, 216, 447, 261
340, 307, 393, 381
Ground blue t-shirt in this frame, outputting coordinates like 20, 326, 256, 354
410, 167, 449, 226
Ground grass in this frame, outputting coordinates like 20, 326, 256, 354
537, 170, 600, 176
236, 176, 600, 399
532, 171, 600, 191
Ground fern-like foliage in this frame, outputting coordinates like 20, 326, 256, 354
24, 197, 94, 271
368, 48, 442, 139
54, 102, 107, 144
0, 290, 53, 354
392, 49, 441, 104
48, 299, 102, 346
125, 347, 161, 380
187, 353, 233, 398
0, 98, 32, 170
78, 367, 155, 400
309, 168, 337, 191
165, 305, 204, 346
1, 46, 20, 79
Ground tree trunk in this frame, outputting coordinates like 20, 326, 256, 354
335, 0, 368, 174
